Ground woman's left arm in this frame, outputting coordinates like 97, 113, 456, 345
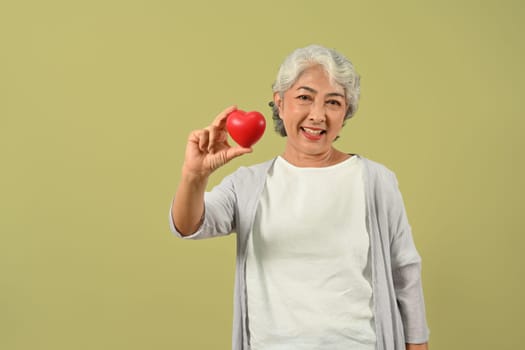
386, 170, 430, 345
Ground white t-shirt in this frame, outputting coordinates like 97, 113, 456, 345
246, 155, 376, 350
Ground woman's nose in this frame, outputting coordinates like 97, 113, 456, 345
308, 102, 326, 122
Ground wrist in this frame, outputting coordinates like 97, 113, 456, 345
181, 166, 210, 182
181, 166, 210, 184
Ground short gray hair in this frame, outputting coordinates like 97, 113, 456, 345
270, 45, 361, 136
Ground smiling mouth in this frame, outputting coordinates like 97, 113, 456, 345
301, 127, 326, 135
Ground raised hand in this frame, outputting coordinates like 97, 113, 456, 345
173, 106, 253, 235
182, 105, 253, 179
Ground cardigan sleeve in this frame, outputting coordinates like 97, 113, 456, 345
169, 173, 237, 239
386, 170, 430, 343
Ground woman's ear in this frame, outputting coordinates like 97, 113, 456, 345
273, 92, 282, 117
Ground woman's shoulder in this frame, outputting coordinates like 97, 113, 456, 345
245, 158, 276, 172
358, 155, 398, 185
233, 158, 275, 174
226, 158, 276, 184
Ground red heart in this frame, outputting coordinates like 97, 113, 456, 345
226, 110, 266, 148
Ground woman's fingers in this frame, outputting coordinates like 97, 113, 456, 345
208, 105, 237, 153
190, 129, 210, 152
185, 106, 250, 173
211, 105, 237, 128
206, 126, 226, 153
227, 146, 253, 160
208, 146, 252, 172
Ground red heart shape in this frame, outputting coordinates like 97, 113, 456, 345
226, 110, 266, 148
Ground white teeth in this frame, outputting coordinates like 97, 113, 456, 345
302, 127, 323, 135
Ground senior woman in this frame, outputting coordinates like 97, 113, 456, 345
170, 45, 430, 350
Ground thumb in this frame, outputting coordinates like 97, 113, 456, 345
226, 146, 253, 161
208, 147, 252, 172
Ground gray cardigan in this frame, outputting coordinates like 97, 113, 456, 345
169, 155, 430, 350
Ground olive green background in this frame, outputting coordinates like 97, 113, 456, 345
1, 0, 524, 349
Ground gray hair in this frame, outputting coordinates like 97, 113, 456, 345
270, 45, 361, 136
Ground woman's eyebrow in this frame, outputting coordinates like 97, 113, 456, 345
296, 86, 344, 99
326, 92, 345, 99
296, 86, 317, 93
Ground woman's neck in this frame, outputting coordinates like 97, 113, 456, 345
281, 148, 351, 168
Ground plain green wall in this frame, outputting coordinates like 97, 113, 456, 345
1, 0, 524, 349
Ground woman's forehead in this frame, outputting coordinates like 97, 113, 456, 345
290, 66, 346, 95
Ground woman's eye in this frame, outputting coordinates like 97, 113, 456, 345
297, 95, 311, 101
327, 99, 342, 106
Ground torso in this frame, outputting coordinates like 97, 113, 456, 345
245, 155, 376, 349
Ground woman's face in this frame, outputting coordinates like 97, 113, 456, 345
274, 65, 348, 159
